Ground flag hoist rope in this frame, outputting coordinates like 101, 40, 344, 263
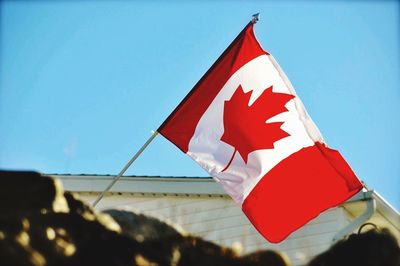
92, 131, 159, 207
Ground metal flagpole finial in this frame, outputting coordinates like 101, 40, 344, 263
251, 13, 260, 24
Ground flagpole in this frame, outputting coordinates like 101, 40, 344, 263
251, 13, 260, 24
92, 130, 159, 207
93, 14, 259, 208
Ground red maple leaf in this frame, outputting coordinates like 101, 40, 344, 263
220, 85, 294, 172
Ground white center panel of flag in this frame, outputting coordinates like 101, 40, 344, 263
187, 55, 317, 205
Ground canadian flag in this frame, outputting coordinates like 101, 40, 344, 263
158, 22, 363, 243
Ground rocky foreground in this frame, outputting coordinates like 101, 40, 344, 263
0, 171, 289, 266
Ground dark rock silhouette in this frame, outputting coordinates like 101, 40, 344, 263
104, 209, 182, 242
0, 170, 278, 266
242, 250, 291, 266
307, 225, 400, 266
0, 171, 142, 266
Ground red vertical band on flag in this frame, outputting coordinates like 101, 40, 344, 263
242, 143, 362, 243
158, 23, 268, 153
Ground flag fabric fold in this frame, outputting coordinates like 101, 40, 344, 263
158, 22, 363, 243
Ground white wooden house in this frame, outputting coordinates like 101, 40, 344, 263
53, 174, 400, 266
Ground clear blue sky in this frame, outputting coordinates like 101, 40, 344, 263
1, 1, 399, 209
